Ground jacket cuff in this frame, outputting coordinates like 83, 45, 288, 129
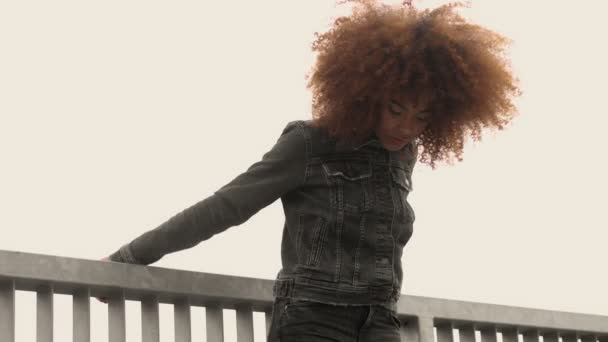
109, 244, 142, 264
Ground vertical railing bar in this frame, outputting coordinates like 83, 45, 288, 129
141, 297, 160, 342
72, 288, 90, 342
523, 330, 540, 342
235, 307, 254, 342
399, 317, 421, 342
480, 326, 498, 342
581, 336, 598, 342
459, 325, 476, 342
264, 309, 272, 339
544, 331, 559, 342
108, 294, 126, 342
437, 322, 454, 342
501, 327, 519, 342
36, 284, 53, 342
561, 333, 578, 342
0, 280, 16, 342
416, 316, 435, 342
205, 306, 224, 342
174, 299, 192, 342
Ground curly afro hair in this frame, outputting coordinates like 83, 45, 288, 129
307, 0, 521, 167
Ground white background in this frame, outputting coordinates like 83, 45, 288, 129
1, 0, 607, 341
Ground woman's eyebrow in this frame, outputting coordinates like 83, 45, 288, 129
390, 99, 405, 109
391, 99, 430, 112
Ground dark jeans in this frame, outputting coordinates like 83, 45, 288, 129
267, 297, 402, 342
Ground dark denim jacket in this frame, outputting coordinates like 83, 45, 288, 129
110, 120, 417, 310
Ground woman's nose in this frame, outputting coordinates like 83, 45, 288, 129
398, 119, 415, 135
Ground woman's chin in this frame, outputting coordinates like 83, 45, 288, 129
382, 142, 408, 151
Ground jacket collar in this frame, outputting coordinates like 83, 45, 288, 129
353, 132, 383, 150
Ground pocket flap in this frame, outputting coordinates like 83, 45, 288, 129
391, 167, 412, 191
322, 160, 372, 181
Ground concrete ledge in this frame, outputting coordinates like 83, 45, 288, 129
0, 249, 274, 310
1, 249, 607, 335
398, 295, 608, 334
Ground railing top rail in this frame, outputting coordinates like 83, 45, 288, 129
0, 249, 274, 310
1, 249, 607, 334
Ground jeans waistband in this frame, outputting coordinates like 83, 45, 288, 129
272, 277, 398, 312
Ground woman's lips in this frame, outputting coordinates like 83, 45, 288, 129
389, 136, 410, 145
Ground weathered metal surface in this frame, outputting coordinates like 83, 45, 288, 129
73, 288, 91, 342
1, 249, 608, 339
265, 310, 272, 338
582, 335, 598, 342
543, 331, 559, 342
141, 297, 160, 342
236, 307, 254, 342
437, 322, 454, 342
399, 295, 608, 334
0, 280, 15, 342
459, 325, 476, 342
0, 249, 273, 311
206, 306, 224, 342
522, 329, 540, 342
108, 295, 126, 342
501, 327, 519, 342
561, 333, 578, 342
416, 316, 436, 342
480, 326, 497, 342
174, 300, 191, 342
36, 285, 53, 342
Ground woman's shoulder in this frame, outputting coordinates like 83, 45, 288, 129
283, 119, 315, 131
282, 119, 329, 140
283, 119, 350, 156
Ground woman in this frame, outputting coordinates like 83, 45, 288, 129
104, 1, 520, 340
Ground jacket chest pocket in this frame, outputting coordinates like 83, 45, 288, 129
390, 167, 415, 222
322, 159, 373, 214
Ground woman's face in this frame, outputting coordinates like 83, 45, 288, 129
374, 93, 432, 151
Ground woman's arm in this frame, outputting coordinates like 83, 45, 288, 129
108, 121, 308, 265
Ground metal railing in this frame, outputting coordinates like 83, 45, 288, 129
0, 249, 607, 342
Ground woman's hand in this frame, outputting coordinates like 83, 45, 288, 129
95, 256, 111, 303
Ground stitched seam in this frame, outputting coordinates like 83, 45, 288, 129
119, 244, 139, 264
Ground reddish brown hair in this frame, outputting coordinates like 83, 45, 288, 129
308, 0, 521, 167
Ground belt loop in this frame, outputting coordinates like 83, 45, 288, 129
272, 278, 294, 298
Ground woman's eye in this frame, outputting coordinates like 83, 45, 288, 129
389, 102, 403, 115
416, 112, 432, 122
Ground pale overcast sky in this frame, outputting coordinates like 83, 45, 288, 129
1, 0, 607, 341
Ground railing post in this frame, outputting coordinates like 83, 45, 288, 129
416, 316, 435, 342
436, 321, 453, 342
543, 331, 559, 342
141, 297, 160, 342
480, 326, 497, 342
206, 306, 224, 342
523, 330, 540, 342
561, 333, 577, 342
236, 307, 254, 342
73, 288, 91, 342
459, 324, 475, 342
399, 316, 422, 342
36, 284, 53, 342
501, 327, 519, 342
174, 299, 191, 342
264, 309, 273, 338
108, 294, 126, 342
581, 335, 598, 342
0, 280, 15, 342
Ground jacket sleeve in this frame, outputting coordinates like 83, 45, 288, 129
109, 121, 308, 265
